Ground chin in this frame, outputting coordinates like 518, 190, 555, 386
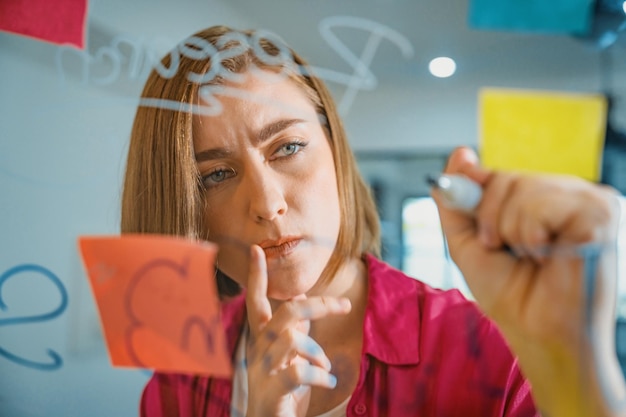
266, 270, 319, 301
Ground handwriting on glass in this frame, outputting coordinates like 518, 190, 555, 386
0, 264, 68, 371
55, 16, 414, 115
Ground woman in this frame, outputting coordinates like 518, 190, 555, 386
122, 25, 625, 416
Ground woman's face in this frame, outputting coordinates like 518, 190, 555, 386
193, 70, 341, 300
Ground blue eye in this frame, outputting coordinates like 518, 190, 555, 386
202, 168, 235, 188
277, 141, 306, 157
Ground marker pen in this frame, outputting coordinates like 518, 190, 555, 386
426, 174, 482, 212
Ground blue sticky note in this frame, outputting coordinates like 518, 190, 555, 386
469, 0, 594, 35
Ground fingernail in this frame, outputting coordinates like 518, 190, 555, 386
338, 298, 351, 311
479, 226, 493, 247
328, 374, 337, 388
324, 356, 332, 371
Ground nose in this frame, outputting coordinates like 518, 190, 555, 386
244, 168, 288, 223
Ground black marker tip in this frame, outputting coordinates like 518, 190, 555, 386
425, 174, 439, 188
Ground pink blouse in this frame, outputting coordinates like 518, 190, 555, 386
140, 254, 538, 416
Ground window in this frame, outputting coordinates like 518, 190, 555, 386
401, 196, 472, 298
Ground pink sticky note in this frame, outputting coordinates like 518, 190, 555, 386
0, 0, 88, 49
78, 234, 232, 378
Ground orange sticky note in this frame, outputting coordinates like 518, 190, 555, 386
78, 234, 232, 378
479, 88, 607, 181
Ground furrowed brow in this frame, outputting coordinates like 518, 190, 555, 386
194, 118, 306, 162
194, 147, 232, 162
255, 118, 306, 144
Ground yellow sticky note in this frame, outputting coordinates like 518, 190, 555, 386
479, 88, 607, 181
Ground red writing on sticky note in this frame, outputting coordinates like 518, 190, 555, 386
78, 234, 232, 378
0, 0, 88, 49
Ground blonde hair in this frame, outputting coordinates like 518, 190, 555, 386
121, 25, 380, 296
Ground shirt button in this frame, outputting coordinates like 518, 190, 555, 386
354, 403, 367, 415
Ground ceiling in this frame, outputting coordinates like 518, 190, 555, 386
84, 0, 626, 128
4, 0, 623, 151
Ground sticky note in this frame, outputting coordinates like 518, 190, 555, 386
469, 0, 594, 35
0, 0, 88, 49
479, 88, 607, 181
78, 234, 232, 377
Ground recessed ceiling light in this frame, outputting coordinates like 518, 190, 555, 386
428, 57, 456, 78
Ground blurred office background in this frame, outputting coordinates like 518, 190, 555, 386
1, 0, 626, 416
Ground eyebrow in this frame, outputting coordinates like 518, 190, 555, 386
194, 118, 306, 162
194, 147, 233, 163
255, 118, 306, 145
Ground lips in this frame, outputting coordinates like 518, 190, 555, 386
258, 237, 302, 259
